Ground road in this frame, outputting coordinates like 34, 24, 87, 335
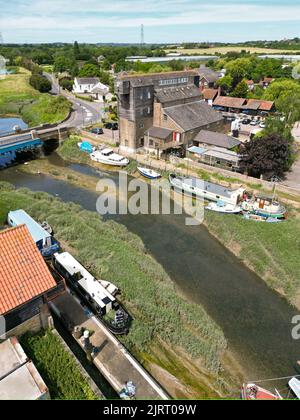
44, 72, 104, 128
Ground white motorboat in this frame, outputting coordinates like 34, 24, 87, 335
169, 174, 245, 206
137, 167, 161, 180
206, 201, 242, 214
90, 148, 129, 167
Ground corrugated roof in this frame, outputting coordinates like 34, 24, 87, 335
155, 85, 201, 103
194, 130, 241, 149
76, 77, 100, 85
146, 126, 173, 140
164, 101, 224, 131
0, 225, 57, 315
118, 71, 197, 87
198, 66, 220, 83
213, 96, 247, 109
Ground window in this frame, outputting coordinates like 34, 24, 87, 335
148, 91, 151, 99
163, 114, 168, 121
139, 122, 144, 129
149, 139, 154, 146
125, 140, 128, 146
147, 107, 151, 114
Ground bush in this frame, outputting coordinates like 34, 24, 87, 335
29, 74, 52, 93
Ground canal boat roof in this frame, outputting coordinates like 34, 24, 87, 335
8, 210, 51, 244
179, 176, 244, 199
54, 252, 116, 307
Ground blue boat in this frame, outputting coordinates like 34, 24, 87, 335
7, 210, 60, 258
78, 141, 94, 154
137, 167, 161, 180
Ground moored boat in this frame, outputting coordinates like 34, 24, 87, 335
78, 141, 94, 154
137, 167, 161, 180
90, 148, 129, 167
288, 378, 300, 399
241, 383, 282, 400
169, 173, 245, 206
242, 195, 287, 219
206, 201, 242, 214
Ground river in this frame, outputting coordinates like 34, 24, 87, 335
0, 117, 28, 135
1, 155, 299, 392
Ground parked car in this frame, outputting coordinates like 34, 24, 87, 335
259, 122, 266, 128
104, 122, 118, 130
250, 119, 258, 126
90, 128, 104, 135
242, 119, 251, 125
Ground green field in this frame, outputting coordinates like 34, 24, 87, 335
0, 68, 71, 126
20, 330, 98, 400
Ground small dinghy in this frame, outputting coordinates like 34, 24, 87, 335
289, 378, 300, 399
137, 167, 161, 180
206, 201, 242, 214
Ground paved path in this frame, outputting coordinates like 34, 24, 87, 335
50, 292, 169, 400
44, 72, 104, 128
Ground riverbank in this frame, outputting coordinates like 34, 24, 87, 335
21, 137, 300, 310
0, 181, 240, 398
0, 68, 71, 126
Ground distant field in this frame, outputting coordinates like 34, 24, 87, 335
165, 46, 300, 55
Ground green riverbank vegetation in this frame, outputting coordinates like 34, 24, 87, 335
0, 181, 237, 398
20, 330, 98, 400
0, 68, 71, 126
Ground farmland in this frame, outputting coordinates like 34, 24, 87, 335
165, 46, 300, 55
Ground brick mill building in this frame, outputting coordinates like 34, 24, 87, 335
115, 71, 225, 155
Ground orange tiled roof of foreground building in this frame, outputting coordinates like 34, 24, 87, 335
0, 224, 56, 315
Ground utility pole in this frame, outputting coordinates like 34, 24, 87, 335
141, 24, 145, 46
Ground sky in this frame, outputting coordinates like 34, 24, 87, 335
0, 0, 300, 44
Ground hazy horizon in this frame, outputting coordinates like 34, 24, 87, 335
1, 0, 300, 44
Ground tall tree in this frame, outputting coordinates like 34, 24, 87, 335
239, 133, 293, 178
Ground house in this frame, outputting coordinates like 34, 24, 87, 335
198, 65, 222, 91
192, 130, 241, 150
245, 80, 255, 91
0, 337, 50, 400
73, 77, 110, 101
260, 77, 274, 88
0, 225, 64, 333
116, 70, 224, 154
202, 88, 219, 105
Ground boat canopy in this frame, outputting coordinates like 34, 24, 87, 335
8, 210, 51, 243
289, 378, 300, 399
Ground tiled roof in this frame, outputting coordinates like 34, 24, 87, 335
146, 126, 173, 140
244, 99, 275, 111
202, 88, 218, 100
164, 101, 224, 131
213, 96, 247, 109
0, 225, 57, 315
194, 130, 241, 149
198, 66, 220, 83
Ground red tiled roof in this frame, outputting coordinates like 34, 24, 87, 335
246, 80, 254, 85
202, 88, 218, 100
213, 96, 247, 109
245, 99, 275, 111
0, 225, 57, 315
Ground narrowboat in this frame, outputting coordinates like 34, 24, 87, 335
169, 174, 245, 206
